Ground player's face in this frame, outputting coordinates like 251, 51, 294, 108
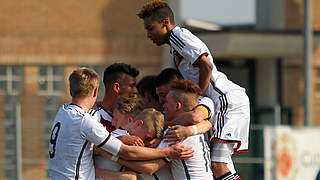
119, 74, 138, 97
112, 109, 130, 129
163, 91, 177, 121
156, 84, 171, 106
130, 124, 155, 144
144, 17, 169, 46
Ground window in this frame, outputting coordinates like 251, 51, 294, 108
38, 66, 64, 96
0, 65, 24, 95
3, 95, 19, 180
317, 68, 320, 92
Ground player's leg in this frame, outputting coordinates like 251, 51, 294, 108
211, 141, 240, 180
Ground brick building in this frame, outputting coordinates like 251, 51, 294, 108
0, 0, 319, 179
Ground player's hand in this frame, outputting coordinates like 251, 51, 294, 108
117, 135, 144, 147
168, 144, 193, 160
164, 126, 193, 143
144, 138, 161, 148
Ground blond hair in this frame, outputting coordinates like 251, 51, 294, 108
114, 96, 145, 117
170, 79, 201, 111
134, 108, 164, 139
69, 67, 99, 98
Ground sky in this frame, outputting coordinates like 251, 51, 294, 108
180, 0, 256, 26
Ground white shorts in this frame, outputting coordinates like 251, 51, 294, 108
210, 89, 250, 153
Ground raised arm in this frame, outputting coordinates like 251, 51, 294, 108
193, 55, 213, 96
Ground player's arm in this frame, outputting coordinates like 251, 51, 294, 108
95, 167, 137, 180
164, 120, 212, 143
118, 158, 167, 175
117, 135, 144, 147
95, 147, 167, 175
193, 54, 213, 96
166, 104, 210, 126
118, 143, 192, 161
82, 114, 193, 161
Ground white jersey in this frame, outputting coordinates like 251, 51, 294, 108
138, 166, 174, 180
169, 26, 250, 152
94, 106, 129, 172
158, 129, 213, 180
48, 104, 122, 180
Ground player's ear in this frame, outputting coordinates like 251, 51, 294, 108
132, 120, 144, 128
127, 116, 134, 123
113, 83, 120, 93
93, 87, 98, 98
176, 102, 182, 111
163, 18, 170, 26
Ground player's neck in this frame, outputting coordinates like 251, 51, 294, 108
165, 24, 176, 45
101, 94, 117, 112
71, 97, 93, 112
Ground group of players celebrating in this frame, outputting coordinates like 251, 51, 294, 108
48, 1, 250, 180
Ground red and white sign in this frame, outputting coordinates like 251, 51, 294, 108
264, 126, 320, 180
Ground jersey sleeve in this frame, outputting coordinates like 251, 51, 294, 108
172, 29, 209, 65
198, 96, 215, 119
80, 114, 122, 156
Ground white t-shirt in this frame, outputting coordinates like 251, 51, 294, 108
48, 104, 122, 180
157, 129, 213, 180
169, 26, 250, 152
94, 106, 129, 172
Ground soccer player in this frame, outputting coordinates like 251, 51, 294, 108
93, 63, 143, 179
96, 96, 174, 180
48, 67, 193, 180
98, 80, 214, 180
155, 68, 213, 143
138, 1, 250, 179
136, 75, 163, 111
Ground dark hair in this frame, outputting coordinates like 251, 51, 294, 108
137, 75, 159, 101
155, 68, 183, 87
103, 63, 139, 91
137, 0, 175, 24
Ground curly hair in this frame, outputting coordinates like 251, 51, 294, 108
137, 0, 175, 24
114, 96, 145, 118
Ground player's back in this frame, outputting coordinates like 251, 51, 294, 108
48, 104, 95, 180
158, 129, 213, 180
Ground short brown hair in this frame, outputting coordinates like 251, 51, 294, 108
114, 96, 145, 118
170, 79, 201, 111
69, 67, 99, 98
137, 0, 175, 24
134, 108, 164, 139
